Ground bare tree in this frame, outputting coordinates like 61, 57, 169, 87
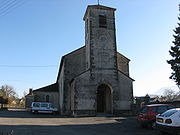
163, 89, 176, 101
0, 85, 17, 98
158, 89, 177, 102
0, 85, 18, 106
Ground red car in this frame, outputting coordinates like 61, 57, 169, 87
137, 104, 175, 128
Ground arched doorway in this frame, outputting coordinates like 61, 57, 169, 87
97, 84, 112, 113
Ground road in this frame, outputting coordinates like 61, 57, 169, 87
0, 109, 161, 135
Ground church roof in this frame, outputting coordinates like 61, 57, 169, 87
83, 4, 116, 20
117, 52, 130, 62
56, 46, 85, 82
118, 70, 135, 81
33, 83, 59, 93
56, 45, 135, 82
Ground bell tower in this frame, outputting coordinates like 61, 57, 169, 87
83, 5, 118, 78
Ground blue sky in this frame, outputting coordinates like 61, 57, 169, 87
0, 0, 179, 97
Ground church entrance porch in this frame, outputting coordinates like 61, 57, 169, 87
96, 84, 112, 114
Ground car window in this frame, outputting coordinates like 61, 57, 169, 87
167, 106, 175, 110
140, 107, 148, 113
157, 106, 168, 114
160, 110, 178, 117
41, 103, 48, 108
33, 103, 40, 107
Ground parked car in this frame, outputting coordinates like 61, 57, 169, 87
137, 104, 175, 128
31, 102, 58, 114
156, 108, 180, 135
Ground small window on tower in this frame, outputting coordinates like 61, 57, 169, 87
99, 15, 107, 28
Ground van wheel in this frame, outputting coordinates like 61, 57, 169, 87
34, 110, 38, 114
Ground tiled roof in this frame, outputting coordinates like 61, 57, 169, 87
33, 83, 58, 92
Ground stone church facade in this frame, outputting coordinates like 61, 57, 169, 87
26, 5, 134, 116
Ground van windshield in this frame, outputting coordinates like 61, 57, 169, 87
33, 103, 40, 107
41, 103, 48, 108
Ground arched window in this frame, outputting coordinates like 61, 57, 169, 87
46, 95, 50, 102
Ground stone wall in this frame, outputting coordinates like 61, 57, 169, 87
58, 61, 65, 114
73, 71, 95, 112
72, 69, 133, 116
115, 71, 133, 111
117, 53, 130, 76
25, 95, 34, 108
60, 47, 87, 115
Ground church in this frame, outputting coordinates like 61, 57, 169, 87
25, 4, 134, 116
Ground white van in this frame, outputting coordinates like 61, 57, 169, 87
31, 102, 58, 114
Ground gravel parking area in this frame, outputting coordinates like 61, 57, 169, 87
0, 109, 161, 135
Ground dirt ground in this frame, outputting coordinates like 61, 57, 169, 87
0, 109, 161, 135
